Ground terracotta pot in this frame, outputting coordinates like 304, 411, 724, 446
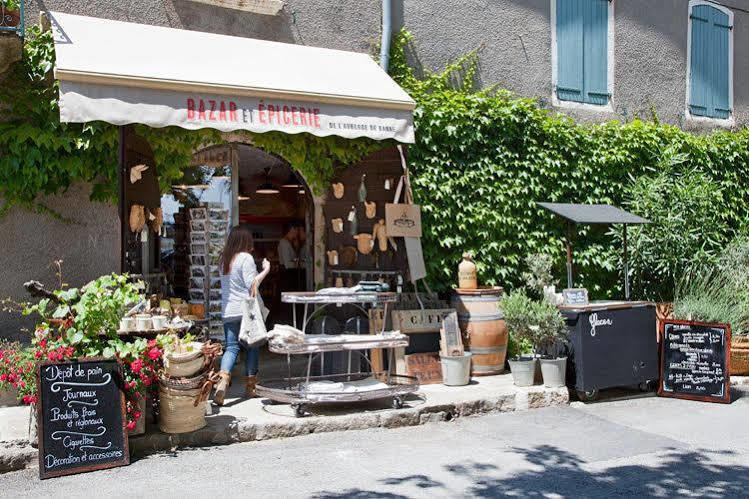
1, 8, 21, 28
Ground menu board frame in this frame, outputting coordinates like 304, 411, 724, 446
658, 319, 731, 404
36, 358, 130, 479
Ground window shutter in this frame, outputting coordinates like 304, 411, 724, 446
583, 0, 609, 105
556, 0, 584, 102
711, 8, 731, 119
690, 5, 731, 119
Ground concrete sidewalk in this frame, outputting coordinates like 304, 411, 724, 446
0, 373, 568, 473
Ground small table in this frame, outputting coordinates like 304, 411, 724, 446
281, 291, 397, 333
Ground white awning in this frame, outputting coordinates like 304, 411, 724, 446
50, 12, 415, 143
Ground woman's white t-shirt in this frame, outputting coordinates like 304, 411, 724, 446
220, 252, 259, 321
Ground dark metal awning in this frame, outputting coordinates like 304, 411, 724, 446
536, 203, 650, 225
536, 202, 650, 300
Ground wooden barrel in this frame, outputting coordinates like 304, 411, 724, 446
451, 287, 507, 376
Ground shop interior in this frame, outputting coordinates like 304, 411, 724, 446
157, 143, 313, 334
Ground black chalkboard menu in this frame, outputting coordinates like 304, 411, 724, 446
658, 320, 731, 404
36, 359, 130, 479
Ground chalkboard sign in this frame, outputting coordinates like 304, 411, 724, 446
37, 359, 130, 479
563, 288, 589, 306
658, 320, 731, 404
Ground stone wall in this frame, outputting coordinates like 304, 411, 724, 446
0, 184, 119, 342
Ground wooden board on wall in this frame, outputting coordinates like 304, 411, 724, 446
391, 309, 454, 334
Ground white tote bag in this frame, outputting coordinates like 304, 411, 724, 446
239, 280, 269, 348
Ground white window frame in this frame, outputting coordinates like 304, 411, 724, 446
685, 0, 734, 126
550, 0, 616, 112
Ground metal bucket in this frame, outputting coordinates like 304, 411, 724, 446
440, 353, 472, 386
539, 357, 567, 387
452, 288, 507, 376
508, 357, 537, 387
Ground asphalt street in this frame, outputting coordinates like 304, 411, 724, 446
1, 392, 747, 498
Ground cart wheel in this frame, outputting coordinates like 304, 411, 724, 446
392, 396, 404, 409
292, 404, 306, 418
576, 389, 599, 402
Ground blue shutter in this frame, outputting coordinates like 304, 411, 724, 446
583, 0, 609, 105
690, 5, 731, 119
556, 0, 584, 102
556, 0, 608, 105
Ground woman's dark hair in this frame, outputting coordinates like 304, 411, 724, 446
220, 225, 254, 275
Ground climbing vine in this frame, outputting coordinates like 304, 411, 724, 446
0, 26, 384, 216
388, 30, 749, 298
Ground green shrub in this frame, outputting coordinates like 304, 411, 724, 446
501, 291, 567, 358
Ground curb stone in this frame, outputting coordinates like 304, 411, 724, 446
0, 386, 569, 474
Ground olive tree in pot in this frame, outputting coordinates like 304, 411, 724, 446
502, 291, 568, 387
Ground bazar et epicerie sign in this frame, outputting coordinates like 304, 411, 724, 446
185, 96, 396, 134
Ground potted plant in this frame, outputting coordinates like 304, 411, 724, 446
1, 0, 21, 28
502, 291, 568, 387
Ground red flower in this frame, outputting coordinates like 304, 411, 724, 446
133, 411, 141, 420
147, 347, 161, 361
126, 421, 136, 431
147, 339, 157, 348
39, 339, 47, 348
34, 350, 43, 359
144, 378, 151, 387
22, 395, 37, 405
0, 374, 6, 382
19, 381, 25, 388
130, 359, 143, 373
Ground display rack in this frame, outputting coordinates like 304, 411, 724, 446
256, 292, 419, 417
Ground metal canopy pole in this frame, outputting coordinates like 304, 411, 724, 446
118, 126, 127, 274
623, 223, 630, 300
566, 221, 573, 289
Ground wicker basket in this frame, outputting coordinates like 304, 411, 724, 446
164, 341, 205, 378
158, 384, 206, 434
159, 371, 207, 390
730, 336, 749, 376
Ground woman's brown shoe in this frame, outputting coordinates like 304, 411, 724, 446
213, 370, 232, 406
245, 375, 257, 398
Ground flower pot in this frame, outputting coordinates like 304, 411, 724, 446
1, 8, 21, 28
730, 336, 749, 376
0, 386, 19, 407
128, 396, 146, 436
508, 357, 537, 387
440, 352, 472, 386
539, 357, 567, 387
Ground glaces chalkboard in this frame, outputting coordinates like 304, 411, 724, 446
658, 320, 731, 404
37, 359, 129, 479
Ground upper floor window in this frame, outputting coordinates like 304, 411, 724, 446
687, 1, 733, 120
553, 0, 612, 106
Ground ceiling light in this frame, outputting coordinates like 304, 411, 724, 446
282, 172, 302, 188
256, 167, 280, 194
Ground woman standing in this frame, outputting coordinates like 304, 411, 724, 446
214, 225, 270, 405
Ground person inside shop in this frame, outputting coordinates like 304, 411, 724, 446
214, 224, 270, 405
277, 222, 303, 291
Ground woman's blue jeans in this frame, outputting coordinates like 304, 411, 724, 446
220, 319, 259, 376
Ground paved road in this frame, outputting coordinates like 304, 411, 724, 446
2, 392, 747, 498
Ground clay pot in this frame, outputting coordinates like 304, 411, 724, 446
331, 218, 343, 233
332, 183, 344, 199
354, 234, 374, 255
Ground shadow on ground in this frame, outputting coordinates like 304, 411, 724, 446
310, 445, 749, 498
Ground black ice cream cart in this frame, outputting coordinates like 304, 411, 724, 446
538, 203, 658, 401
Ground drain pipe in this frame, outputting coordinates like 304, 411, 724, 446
379, 0, 392, 71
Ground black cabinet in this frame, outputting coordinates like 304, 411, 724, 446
561, 301, 658, 399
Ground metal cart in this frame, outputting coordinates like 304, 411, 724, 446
256, 291, 419, 417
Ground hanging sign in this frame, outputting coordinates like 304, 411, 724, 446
658, 320, 731, 404
385, 203, 422, 238
37, 359, 130, 479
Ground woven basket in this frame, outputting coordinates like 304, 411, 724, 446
730, 336, 749, 376
164, 341, 205, 378
159, 371, 207, 390
158, 384, 206, 434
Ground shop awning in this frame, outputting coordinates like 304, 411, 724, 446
50, 12, 416, 143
